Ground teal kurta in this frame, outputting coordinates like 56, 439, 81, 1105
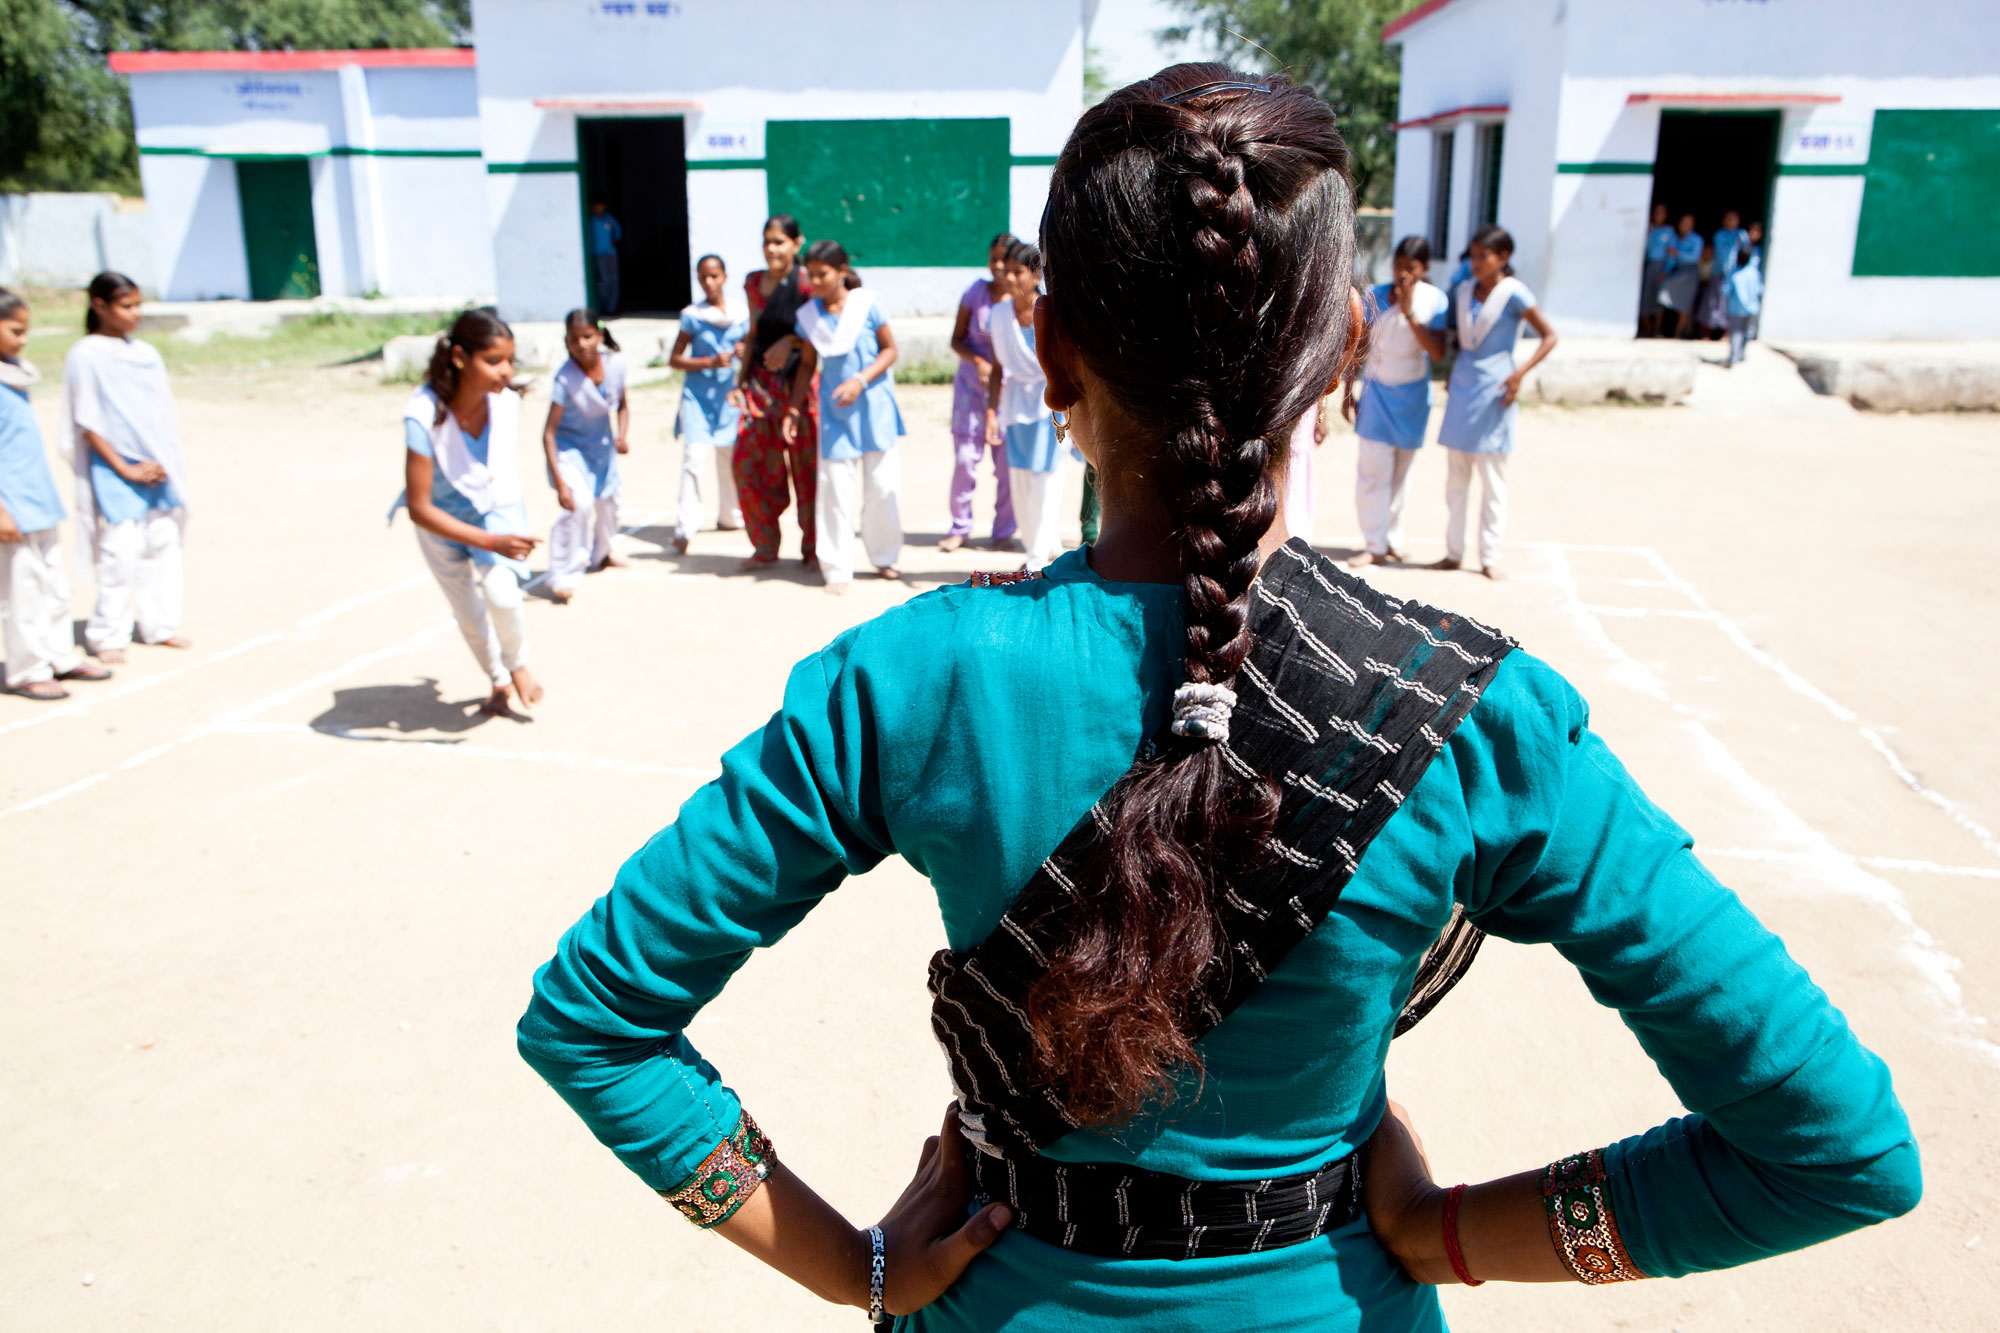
518, 547, 1919, 1330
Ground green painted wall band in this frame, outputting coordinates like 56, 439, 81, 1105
1777, 163, 1866, 176
487, 161, 579, 174
1010, 155, 1060, 167
687, 158, 765, 171
142, 145, 481, 159
1555, 161, 1653, 175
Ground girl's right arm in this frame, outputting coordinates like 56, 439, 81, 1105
667, 329, 713, 373
541, 404, 575, 510
403, 449, 537, 559
781, 343, 819, 444
81, 427, 166, 485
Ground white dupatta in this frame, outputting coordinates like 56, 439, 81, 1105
403, 384, 522, 515
1365, 280, 1448, 387
988, 298, 1046, 429
554, 351, 626, 425
796, 288, 879, 359
62, 334, 192, 561
680, 298, 745, 329
1453, 275, 1529, 355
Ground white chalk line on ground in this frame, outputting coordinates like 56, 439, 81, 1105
218, 719, 722, 781
1537, 540, 2000, 864
1542, 546, 1998, 1060
0, 621, 452, 822
1708, 848, 2000, 883
0, 573, 432, 740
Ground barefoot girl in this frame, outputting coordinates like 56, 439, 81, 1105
985, 240, 1066, 569
733, 215, 817, 572
64, 271, 192, 662
541, 309, 627, 603
942, 232, 1017, 553
783, 239, 903, 593
521, 67, 1914, 1330
401, 310, 542, 714
1347, 235, 1447, 569
669, 255, 747, 553
0, 289, 111, 699
1433, 225, 1557, 579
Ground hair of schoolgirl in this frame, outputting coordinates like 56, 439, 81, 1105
1468, 223, 1515, 277
695, 252, 726, 276
989, 230, 1017, 252
562, 307, 619, 353
0, 287, 27, 322
763, 213, 802, 242
1004, 238, 1043, 278
1030, 62, 1359, 1129
803, 238, 863, 290
1392, 234, 1432, 266
424, 307, 515, 426
84, 271, 141, 333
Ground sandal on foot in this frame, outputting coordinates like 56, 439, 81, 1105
15, 680, 70, 701
57, 662, 114, 682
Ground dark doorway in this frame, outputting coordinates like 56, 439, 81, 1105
1650, 111, 1779, 243
236, 158, 321, 300
577, 118, 690, 316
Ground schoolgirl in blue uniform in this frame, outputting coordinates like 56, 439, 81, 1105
669, 254, 748, 553
541, 309, 628, 603
1347, 236, 1447, 569
1639, 203, 1675, 337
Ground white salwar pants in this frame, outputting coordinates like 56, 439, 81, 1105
1442, 449, 1509, 568
815, 450, 902, 586
547, 458, 621, 594
674, 440, 741, 543
87, 510, 184, 652
1009, 461, 1070, 570
2, 528, 85, 688
1354, 438, 1417, 557
416, 528, 529, 690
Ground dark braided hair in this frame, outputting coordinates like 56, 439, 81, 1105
1028, 63, 1358, 1127
424, 308, 515, 426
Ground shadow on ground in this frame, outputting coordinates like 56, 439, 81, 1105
308, 678, 495, 740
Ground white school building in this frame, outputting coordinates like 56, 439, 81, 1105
115, 0, 1093, 320
1384, 0, 2000, 340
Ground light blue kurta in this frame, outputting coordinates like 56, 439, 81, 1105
1439, 283, 1535, 456
518, 547, 1918, 1331
798, 298, 904, 461
402, 416, 529, 575
549, 354, 624, 501
677, 307, 748, 445
1356, 281, 1448, 450
0, 380, 65, 533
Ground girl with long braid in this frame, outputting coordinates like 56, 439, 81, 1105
519, 66, 1916, 1329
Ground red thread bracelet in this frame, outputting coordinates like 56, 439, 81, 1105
1442, 1183, 1484, 1286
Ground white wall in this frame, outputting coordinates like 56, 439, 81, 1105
136, 157, 251, 300
0, 193, 160, 292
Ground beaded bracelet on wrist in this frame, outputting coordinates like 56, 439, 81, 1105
1541, 1148, 1648, 1284
659, 1110, 775, 1228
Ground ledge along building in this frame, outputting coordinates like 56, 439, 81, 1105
1384, 0, 2000, 339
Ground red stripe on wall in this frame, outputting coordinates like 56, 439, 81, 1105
109, 48, 474, 74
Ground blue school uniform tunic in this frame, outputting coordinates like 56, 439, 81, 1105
1727, 261, 1764, 320
798, 298, 904, 462
1000, 323, 1061, 473
518, 548, 1918, 1332
676, 308, 747, 446
1354, 280, 1448, 450
0, 381, 65, 534
1711, 227, 1747, 276
402, 417, 530, 575
1439, 281, 1536, 456
550, 354, 624, 501
1644, 225, 1676, 264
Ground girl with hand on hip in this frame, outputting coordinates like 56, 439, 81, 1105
668, 254, 747, 553
942, 232, 1018, 553
783, 239, 904, 594
1432, 225, 1557, 580
1347, 235, 1448, 570
985, 240, 1067, 570
64, 271, 193, 663
541, 308, 628, 603
399, 310, 542, 716
0, 289, 112, 698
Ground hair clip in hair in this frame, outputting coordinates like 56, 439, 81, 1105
1160, 79, 1275, 106
1171, 682, 1238, 743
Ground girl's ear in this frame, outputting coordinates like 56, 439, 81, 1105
1034, 295, 1082, 411
450, 346, 467, 370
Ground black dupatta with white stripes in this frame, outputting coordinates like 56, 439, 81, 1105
929, 539, 1516, 1157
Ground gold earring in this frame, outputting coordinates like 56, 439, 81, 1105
1053, 411, 1070, 444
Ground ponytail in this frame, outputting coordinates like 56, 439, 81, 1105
425, 307, 514, 426
564, 307, 619, 353
84, 270, 140, 334
1468, 224, 1515, 277
803, 238, 863, 289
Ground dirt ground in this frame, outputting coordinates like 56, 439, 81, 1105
4, 360, 1997, 1331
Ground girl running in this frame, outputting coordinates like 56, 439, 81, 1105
733, 215, 817, 572
942, 232, 1018, 553
1433, 225, 1558, 579
669, 254, 747, 554
1347, 235, 1448, 569
65, 270, 193, 662
985, 240, 1065, 570
783, 239, 903, 593
401, 309, 542, 715
541, 308, 627, 603
0, 289, 111, 698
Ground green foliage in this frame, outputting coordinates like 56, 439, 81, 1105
2, 1, 470, 195
1083, 43, 1111, 107
161, 308, 454, 378
1162, 0, 1405, 207
898, 357, 960, 386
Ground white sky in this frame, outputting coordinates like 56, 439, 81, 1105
1086, 0, 1219, 92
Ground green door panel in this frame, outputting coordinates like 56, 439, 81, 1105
237, 158, 322, 300
765, 119, 1009, 268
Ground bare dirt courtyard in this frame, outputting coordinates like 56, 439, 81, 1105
4, 361, 1998, 1330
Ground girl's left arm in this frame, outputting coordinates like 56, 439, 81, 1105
782, 342, 819, 443
616, 392, 631, 453
1503, 307, 1558, 405
541, 403, 575, 508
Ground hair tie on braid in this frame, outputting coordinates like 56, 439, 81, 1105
1171, 682, 1238, 742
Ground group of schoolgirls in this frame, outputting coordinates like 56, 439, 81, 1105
1, 272, 190, 701
1639, 203, 1764, 349
1343, 226, 1558, 581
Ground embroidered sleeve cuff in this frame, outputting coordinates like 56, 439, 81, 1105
658, 1111, 776, 1228
1543, 1148, 1649, 1284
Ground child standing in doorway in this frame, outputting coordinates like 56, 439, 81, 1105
783, 240, 903, 594
0, 289, 112, 698
669, 254, 746, 553
1347, 236, 1448, 569
986, 240, 1065, 570
1725, 247, 1762, 367
1433, 225, 1558, 580
65, 271, 193, 662
589, 202, 623, 315
1639, 203, 1674, 337
542, 308, 628, 603
942, 232, 1017, 553
1657, 213, 1703, 338
400, 310, 542, 715
1698, 209, 1747, 337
